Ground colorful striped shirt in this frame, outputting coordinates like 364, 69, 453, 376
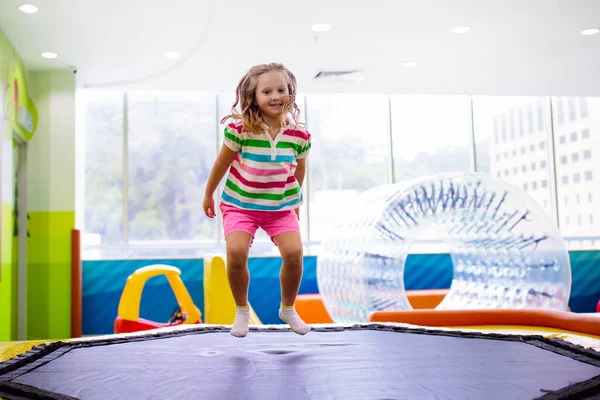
220, 121, 312, 211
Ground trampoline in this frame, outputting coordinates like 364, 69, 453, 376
1, 324, 600, 400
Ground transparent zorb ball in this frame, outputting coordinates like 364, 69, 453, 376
316, 172, 571, 324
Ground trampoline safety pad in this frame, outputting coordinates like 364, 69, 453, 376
1, 325, 599, 400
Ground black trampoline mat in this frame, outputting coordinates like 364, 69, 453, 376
1, 325, 600, 400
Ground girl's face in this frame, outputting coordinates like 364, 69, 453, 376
254, 71, 290, 121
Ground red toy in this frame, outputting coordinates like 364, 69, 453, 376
114, 265, 202, 334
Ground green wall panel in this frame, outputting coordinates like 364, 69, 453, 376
27, 211, 74, 339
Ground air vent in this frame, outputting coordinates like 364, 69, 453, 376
313, 70, 364, 83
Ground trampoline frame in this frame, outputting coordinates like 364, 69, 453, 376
1, 323, 599, 400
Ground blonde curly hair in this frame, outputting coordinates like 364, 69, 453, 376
220, 63, 303, 135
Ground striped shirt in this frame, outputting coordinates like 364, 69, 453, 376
220, 121, 312, 211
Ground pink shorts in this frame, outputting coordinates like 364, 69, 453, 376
220, 202, 300, 245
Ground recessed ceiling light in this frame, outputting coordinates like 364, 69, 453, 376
401, 61, 417, 68
452, 25, 471, 34
18, 4, 38, 13
312, 23, 331, 32
41, 52, 58, 59
581, 28, 599, 36
164, 51, 180, 59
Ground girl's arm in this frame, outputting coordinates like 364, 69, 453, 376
203, 144, 238, 217
206, 144, 237, 194
295, 158, 307, 187
294, 158, 307, 219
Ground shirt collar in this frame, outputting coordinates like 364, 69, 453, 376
261, 120, 290, 133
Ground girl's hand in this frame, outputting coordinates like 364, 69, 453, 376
203, 195, 215, 218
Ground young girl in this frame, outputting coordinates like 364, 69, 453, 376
203, 63, 312, 337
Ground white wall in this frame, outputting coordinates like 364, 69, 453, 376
28, 70, 76, 212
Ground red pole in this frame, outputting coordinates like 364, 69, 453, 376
71, 229, 82, 338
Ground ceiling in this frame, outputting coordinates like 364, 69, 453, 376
1, 0, 599, 95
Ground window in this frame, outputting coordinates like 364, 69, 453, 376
519, 109, 524, 136
568, 98, 576, 121
473, 96, 553, 213
493, 117, 499, 144
585, 171, 593, 181
537, 100, 544, 131
390, 95, 471, 180
126, 91, 218, 248
582, 128, 590, 139
552, 97, 600, 248
83, 90, 125, 257
82, 90, 314, 258
217, 92, 235, 149
307, 94, 392, 242
581, 97, 588, 118
527, 104, 534, 134
557, 98, 565, 125
80, 90, 600, 258
510, 110, 516, 139
387, 95, 471, 249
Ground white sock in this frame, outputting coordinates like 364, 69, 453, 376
231, 306, 250, 337
279, 304, 311, 335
